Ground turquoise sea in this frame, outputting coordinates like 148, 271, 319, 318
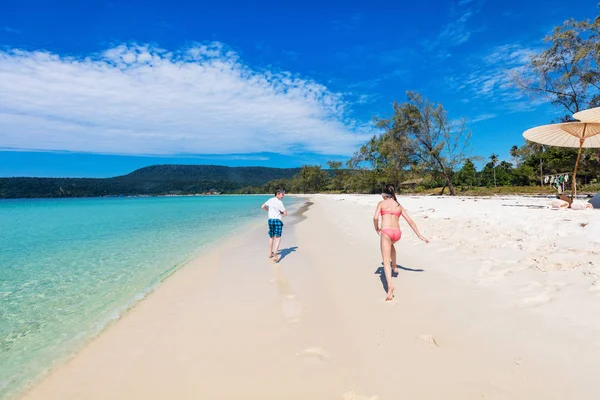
0, 195, 300, 398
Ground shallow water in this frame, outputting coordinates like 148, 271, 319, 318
0, 195, 300, 398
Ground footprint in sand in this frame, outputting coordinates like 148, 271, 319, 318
476, 259, 515, 284
518, 292, 552, 307
297, 347, 330, 362
271, 266, 303, 324
434, 245, 454, 253
518, 280, 566, 307
479, 269, 515, 284
281, 294, 303, 324
342, 391, 380, 400
417, 334, 439, 347
477, 260, 494, 277
519, 281, 543, 292
513, 357, 523, 366
589, 282, 600, 296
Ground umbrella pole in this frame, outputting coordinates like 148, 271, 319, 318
570, 138, 584, 207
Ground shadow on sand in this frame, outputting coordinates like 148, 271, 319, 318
374, 264, 424, 293
501, 204, 546, 209
276, 246, 298, 263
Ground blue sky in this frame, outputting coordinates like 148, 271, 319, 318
0, 0, 597, 177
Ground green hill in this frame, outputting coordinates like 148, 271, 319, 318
0, 165, 301, 198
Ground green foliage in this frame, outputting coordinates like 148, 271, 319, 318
582, 183, 600, 192
347, 131, 409, 189
0, 165, 302, 198
495, 161, 514, 186
326, 161, 346, 191
455, 159, 477, 188
349, 91, 472, 195
346, 170, 381, 193
514, 12, 600, 115
511, 164, 536, 186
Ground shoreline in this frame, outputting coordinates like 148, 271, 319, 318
1, 188, 597, 202
20, 195, 600, 399
21, 203, 323, 399
8, 197, 307, 399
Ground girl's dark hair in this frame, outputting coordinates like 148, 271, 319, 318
382, 184, 398, 204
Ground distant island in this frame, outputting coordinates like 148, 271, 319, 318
0, 165, 303, 198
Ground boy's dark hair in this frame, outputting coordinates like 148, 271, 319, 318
275, 187, 285, 195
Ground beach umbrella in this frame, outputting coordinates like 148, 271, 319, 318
522, 121, 600, 205
573, 106, 600, 123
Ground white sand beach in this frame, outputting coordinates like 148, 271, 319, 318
22, 195, 600, 400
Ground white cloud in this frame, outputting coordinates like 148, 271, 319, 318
2, 26, 21, 34
470, 113, 497, 123
448, 43, 547, 112
0, 43, 372, 156
332, 13, 363, 32
421, 0, 485, 53
436, 10, 474, 47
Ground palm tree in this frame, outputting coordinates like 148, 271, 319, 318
522, 141, 545, 186
490, 153, 499, 187
510, 145, 520, 167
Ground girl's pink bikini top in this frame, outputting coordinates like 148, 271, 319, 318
380, 210, 401, 217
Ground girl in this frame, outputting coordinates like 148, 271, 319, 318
373, 184, 429, 301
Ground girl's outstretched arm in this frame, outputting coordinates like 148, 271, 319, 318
373, 201, 382, 235
401, 206, 429, 243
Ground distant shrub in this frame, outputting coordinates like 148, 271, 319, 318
582, 183, 600, 193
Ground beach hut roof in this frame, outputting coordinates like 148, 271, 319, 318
400, 178, 424, 185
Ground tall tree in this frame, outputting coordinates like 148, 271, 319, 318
518, 142, 546, 185
456, 159, 477, 189
326, 161, 344, 191
510, 145, 520, 167
297, 165, 330, 193
489, 153, 499, 187
513, 11, 600, 189
513, 14, 600, 117
348, 122, 412, 188
372, 91, 472, 195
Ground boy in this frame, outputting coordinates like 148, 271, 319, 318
261, 188, 288, 261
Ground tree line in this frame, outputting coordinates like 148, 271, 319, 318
265, 10, 600, 195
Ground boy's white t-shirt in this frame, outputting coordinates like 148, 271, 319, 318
264, 197, 285, 220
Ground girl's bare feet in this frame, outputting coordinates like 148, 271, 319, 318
269, 252, 274, 258
385, 284, 395, 301
272, 253, 279, 262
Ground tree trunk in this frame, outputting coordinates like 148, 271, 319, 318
441, 172, 456, 195
447, 178, 456, 195
570, 139, 584, 207
433, 155, 456, 196
539, 158, 543, 186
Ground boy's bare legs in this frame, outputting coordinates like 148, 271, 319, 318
273, 236, 282, 261
269, 237, 275, 258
